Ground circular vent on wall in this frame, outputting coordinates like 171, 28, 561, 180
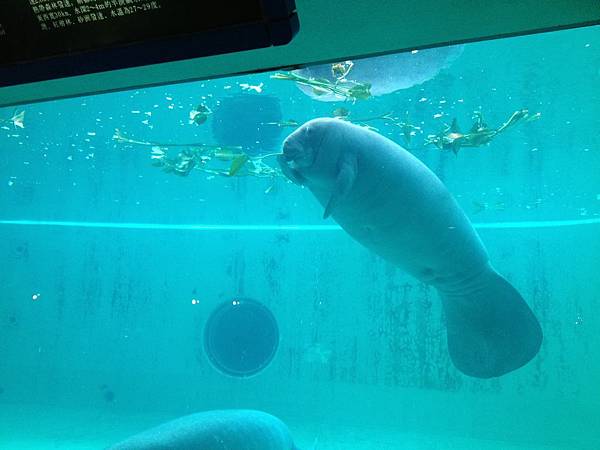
203, 298, 279, 377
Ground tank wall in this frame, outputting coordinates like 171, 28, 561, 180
1, 220, 599, 444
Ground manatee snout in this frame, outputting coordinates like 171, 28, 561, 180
283, 125, 323, 170
282, 138, 310, 169
282, 139, 300, 161
279, 136, 312, 185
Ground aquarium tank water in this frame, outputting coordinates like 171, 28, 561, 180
1, 25, 599, 449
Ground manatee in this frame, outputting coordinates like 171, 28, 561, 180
279, 118, 543, 378
108, 409, 299, 450
293, 45, 463, 101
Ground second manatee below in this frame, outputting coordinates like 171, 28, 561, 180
108, 409, 299, 450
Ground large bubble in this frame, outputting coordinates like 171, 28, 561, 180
293, 45, 463, 101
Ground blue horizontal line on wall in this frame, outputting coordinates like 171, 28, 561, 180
1, 218, 599, 231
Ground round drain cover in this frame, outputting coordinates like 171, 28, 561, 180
204, 298, 279, 377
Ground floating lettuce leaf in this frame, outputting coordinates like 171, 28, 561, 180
229, 154, 250, 176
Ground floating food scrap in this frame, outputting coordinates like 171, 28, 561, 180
346, 83, 372, 101
332, 107, 350, 119
425, 109, 541, 154
189, 103, 212, 125
260, 119, 299, 128
114, 129, 284, 179
228, 154, 250, 176
239, 82, 264, 93
1, 110, 25, 129
271, 70, 372, 102
331, 60, 354, 81
332, 110, 421, 147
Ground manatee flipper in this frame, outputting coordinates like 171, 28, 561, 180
278, 154, 307, 185
323, 152, 357, 219
439, 266, 543, 378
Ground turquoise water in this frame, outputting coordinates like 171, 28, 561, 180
1, 25, 600, 449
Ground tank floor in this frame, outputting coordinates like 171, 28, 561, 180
0, 403, 590, 450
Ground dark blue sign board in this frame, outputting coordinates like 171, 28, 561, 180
0, 0, 298, 87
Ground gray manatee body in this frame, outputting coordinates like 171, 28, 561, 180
108, 409, 298, 450
279, 118, 542, 378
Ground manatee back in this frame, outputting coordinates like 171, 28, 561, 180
108, 409, 296, 450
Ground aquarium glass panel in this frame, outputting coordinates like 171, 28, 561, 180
1, 25, 599, 450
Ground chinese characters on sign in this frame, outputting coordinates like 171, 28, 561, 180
28, 0, 162, 31
0, 23, 6, 36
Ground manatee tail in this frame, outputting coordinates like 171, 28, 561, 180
439, 266, 543, 378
